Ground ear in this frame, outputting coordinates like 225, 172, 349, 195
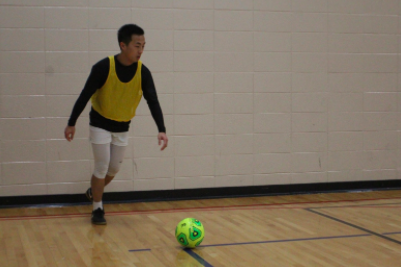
119, 42, 126, 50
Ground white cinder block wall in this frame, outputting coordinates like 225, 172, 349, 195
0, 0, 400, 196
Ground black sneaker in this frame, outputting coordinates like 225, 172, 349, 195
91, 208, 106, 225
85, 188, 93, 202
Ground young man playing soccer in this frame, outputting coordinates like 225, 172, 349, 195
64, 24, 168, 225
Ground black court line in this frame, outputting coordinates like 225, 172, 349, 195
184, 248, 214, 267
306, 208, 401, 246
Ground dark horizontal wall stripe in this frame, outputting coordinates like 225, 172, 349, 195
1, 180, 400, 208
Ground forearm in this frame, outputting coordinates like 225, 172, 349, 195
68, 94, 91, 126
147, 101, 166, 133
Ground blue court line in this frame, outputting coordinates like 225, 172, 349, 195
184, 248, 214, 267
128, 232, 400, 265
128, 249, 151, 252
307, 208, 401, 246
128, 231, 401, 252
383, 231, 401, 235
128, 202, 401, 264
198, 233, 370, 248
128, 233, 371, 252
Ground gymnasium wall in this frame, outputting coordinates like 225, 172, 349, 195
0, 0, 400, 197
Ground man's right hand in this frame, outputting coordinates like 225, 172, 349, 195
64, 126, 76, 142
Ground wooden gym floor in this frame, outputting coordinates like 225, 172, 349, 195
0, 190, 400, 267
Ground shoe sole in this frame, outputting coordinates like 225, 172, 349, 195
91, 221, 107, 225
86, 189, 93, 202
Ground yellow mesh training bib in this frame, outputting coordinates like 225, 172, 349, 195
91, 56, 142, 122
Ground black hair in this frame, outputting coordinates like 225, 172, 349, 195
117, 24, 145, 47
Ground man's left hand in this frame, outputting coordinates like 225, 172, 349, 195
158, 132, 168, 151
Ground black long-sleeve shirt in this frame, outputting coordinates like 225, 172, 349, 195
68, 55, 166, 133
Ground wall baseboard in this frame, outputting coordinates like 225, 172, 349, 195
1, 180, 400, 208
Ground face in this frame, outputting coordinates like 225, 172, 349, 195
120, 34, 145, 64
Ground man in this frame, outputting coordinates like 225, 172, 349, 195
64, 24, 168, 225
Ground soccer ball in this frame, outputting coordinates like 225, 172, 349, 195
175, 218, 205, 248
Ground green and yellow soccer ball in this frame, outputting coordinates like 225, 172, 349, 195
175, 218, 205, 248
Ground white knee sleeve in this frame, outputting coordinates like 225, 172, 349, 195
94, 161, 109, 179
91, 143, 110, 179
106, 145, 126, 177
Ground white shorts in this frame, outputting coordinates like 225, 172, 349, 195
89, 126, 129, 146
